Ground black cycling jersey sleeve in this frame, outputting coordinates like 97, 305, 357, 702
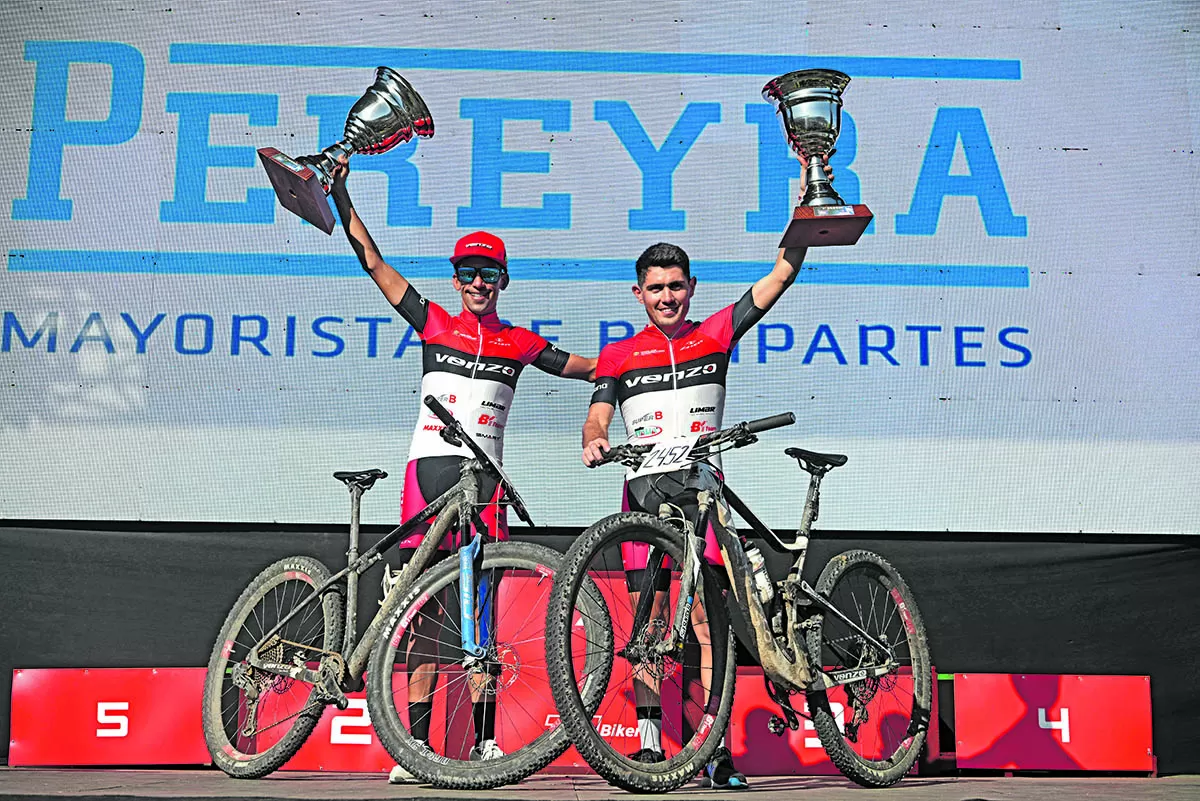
532, 343, 571, 376
730, 287, 767, 344
393, 284, 429, 331
590, 376, 617, 406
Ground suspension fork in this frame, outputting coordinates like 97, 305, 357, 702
655, 492, 712, 656
459, 530, 488, 660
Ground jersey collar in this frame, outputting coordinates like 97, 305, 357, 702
643, 319, 697, 340
457, 307, 506, 331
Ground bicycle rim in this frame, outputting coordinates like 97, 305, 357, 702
804, 550, 931, 786
203, 556, 344, 777
547, 513, 735, 792
367, 541, 610, 789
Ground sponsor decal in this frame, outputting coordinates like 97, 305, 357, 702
689, 405, 716, 413
435, 353, 516, 376
543, 713, 638, 739
390, 592, 431, 648
631, 410, 664, 426
632, 425, 663, 439
831, 667, 869, 684
890, 587, 916, 634
624, 362, 717, 387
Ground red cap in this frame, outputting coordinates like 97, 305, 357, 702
450, 231, 507, 268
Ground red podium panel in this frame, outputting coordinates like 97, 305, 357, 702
9, 668, 209, 766
282, 695, 392, 773
954, 673, 1154, 772
8, 567, 920, 777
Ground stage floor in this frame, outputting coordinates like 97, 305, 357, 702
1, 769, 1198, 801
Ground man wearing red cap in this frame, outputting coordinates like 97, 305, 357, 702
329, 159, 595, 782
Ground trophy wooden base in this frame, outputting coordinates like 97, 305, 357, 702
779, 204, 873, 248
258, 147, 336, 235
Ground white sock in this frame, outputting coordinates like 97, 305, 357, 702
637, 716, 662, 753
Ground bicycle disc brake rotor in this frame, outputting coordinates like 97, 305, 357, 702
468, 643, 522, 694
631, 618, 679, 681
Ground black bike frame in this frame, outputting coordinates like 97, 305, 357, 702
625, 461, 899, 693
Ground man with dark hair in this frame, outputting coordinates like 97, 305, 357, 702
634, 242, 691, 285
329, 157, 595, 783
582, 222, 814, 786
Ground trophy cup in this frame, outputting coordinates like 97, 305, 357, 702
257, 67, 434, 234
762, 69, 872, 247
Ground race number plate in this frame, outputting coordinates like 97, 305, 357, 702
631, 436, 699, 477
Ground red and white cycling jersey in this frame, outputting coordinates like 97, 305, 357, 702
396, 286, 569, 462
591, 288, 765, 449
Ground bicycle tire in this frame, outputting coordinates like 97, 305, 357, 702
546, 512, 736, 793
202, 555, 345, 778
367, 541, 612, 789
803, 549, 931, 787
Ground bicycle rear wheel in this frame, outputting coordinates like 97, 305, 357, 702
546, 512, 736, 793
202, 555, 345, 778
367, 541, 611, 789
803, 549, 931, 787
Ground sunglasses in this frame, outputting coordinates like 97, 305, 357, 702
454, 265, 506, 285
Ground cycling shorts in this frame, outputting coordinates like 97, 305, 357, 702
398, 455, 507, 550
619, 468, 724, 572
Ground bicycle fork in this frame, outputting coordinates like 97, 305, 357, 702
624, 499, 708, 664
459, 531, 492, 664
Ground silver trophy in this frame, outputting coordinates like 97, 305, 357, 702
762, 69, 872, 247
258, 67, 434, 234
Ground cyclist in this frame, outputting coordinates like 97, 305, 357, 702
581, 236, 812, 788
329, 158, 596, 783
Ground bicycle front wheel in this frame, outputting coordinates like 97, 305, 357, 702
366, 541, 611, 789
546, 512, 736, 793
804, 549, 931, 787
202, 555, 345, 778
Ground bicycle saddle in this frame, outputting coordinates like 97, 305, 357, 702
784, 448, 847, 474
333, 468, 388, 491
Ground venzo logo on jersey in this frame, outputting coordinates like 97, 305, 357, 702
435, 353, 516, 376
624, 362, 717, 387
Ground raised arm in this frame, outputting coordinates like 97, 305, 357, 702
582, 401, 614, 467
328, 158, 409, 306
749, 154, 831, 312
749, 246, 808, 312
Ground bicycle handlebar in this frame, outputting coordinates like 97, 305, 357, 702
745, 412, 796, 434
422, 395, 535, 526
423, 394, 461, 432
595, 411, 796, 468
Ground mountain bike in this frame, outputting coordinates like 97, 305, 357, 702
202, 396, 611, 788
545, 412, 931, 792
